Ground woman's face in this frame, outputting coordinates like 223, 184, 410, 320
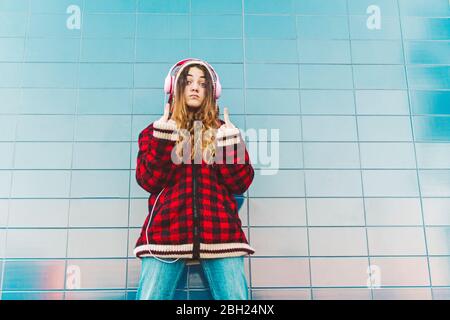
183, 66, 207, 109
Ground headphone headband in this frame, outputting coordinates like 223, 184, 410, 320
164, 58, 222, 104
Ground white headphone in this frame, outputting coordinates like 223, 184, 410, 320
164, 57, 222, 105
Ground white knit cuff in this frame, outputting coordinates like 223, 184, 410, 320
153, 119, 179, 141
216, 126, 241, 147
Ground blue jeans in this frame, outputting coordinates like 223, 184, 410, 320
136, 256, 249, 300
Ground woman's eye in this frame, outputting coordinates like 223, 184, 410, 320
186, 80, 206, 88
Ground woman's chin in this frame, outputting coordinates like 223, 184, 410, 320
187, 103, 202, 111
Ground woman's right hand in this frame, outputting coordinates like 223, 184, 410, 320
154, 103, 177, 129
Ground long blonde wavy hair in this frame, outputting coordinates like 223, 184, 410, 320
169, 63, 221, 164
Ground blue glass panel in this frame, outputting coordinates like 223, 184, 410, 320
136, 39, 190, 62
136, 14, 189, 38
247, 63, 298, 89
0, 38, 25, 62
134, 63, 169, 88
246, 115, 301, 141
399, 0, 450, 17
2, 260, 65, 290
81, 38, 134, 63
426, 227, 450, 255
14, 142, 72, 169
75, 115, 131, 141
16, 115, 74, 141
0, 88, 21, 114
0, 115, 16, 141
8, 199, 69, 228
213, 63, 244, 88
419, 170, 450, 197
0, 171, 11, 197
0, 143, 13, 169
368, 227, 426, 255
0, 63, 22, 87
350, 15, 401, 39
362, 170, 419, 197
30, 0, 83, 13
408, 66, 450, 90
133, 89, 165, 114
416, 143, 450, 169
0, 13, 27, 36
414, 116, 450, 141
297, 16, 349, 39
305, 170, 363, 197
245, 0, 292, 14
310, 258, 369, 287
246, 39, 298, 63
85, 0, 136, 13
411, 91, 450, 115
25, 38, 80, 62
28, 14, 81, 37
303, 142, 360, 168
357, 116, 412, 141
406, 41, 450, 64
359, 142, 416, 169
246, 89, 300, 114
429, 257, 450, 286
348, 0, 399, 16
138, 0, 189, 13
73, 142, 130, 169
70, 171, 130, 198
250, 169, 305, 197
83, 13, 135, 38
246, 15, 297, 39
11, 170, 71, 198
22, 63, 78, 88
78, 89, 132, 114
309, 227, 368, 256
191, 15, 242, 38
301, 90, 355, 115
21, 88, 77, 114
300, 65, 353, 89
355, 90, 409, 115
67, 229, 128, 258
351, 40, 404, 64
292, 0, 347, 15
79, 64, 133, 88
353, 65, 406, 89
0, 0, 29, 12
302, 116, 357, 141
6, 229, 67, 258
191, 0, 241, 14
298, 40, 351, 64
402, 17, 450, 40
191, 39, 243, 63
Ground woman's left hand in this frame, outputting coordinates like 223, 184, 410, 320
217, 107, 240, 140
222, 107, 236, 129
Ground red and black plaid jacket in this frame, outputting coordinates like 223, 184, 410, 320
133, 118, 255, 260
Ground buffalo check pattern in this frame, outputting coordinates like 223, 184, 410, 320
134, 119, 255, 260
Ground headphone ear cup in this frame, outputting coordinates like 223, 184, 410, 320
164, 74, 172, 94
215, 80, 222, 99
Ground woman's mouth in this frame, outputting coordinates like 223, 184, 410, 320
190, 95, 199, 99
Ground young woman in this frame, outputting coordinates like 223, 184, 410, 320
134, 58, 255, 300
